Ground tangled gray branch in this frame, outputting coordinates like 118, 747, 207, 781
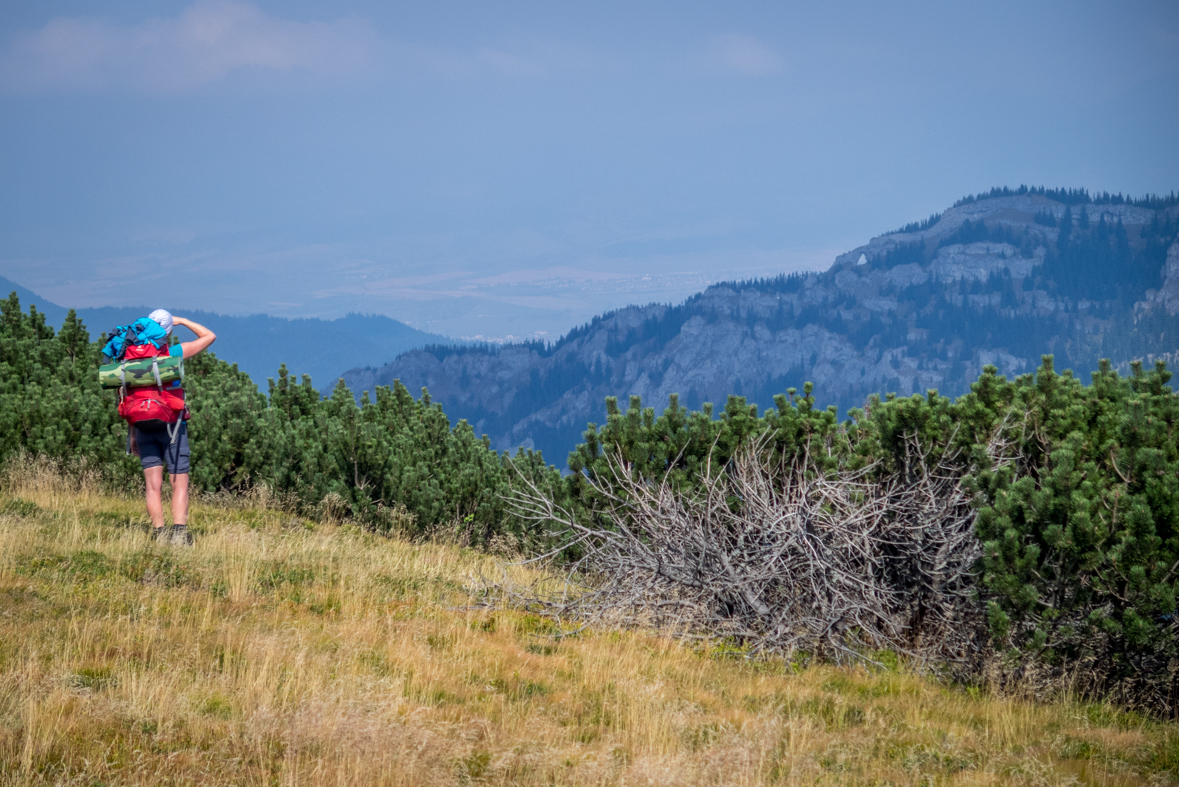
506, 428, 1015, 667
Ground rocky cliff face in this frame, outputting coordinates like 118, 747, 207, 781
1140, 238, 1179, 316
341, 190, 1179, 463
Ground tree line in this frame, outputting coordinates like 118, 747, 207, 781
953, 184, 1179, 210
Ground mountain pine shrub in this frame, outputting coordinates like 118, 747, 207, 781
557, 358, 1179, 710
0, 294, 554, 545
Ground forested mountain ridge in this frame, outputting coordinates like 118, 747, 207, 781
341, 187, 1179, 463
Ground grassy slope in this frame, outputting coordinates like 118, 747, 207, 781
2, 476, 1178, 786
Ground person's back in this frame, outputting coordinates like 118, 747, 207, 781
126, 310, 216, 545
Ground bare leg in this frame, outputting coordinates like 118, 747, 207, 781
144, 467, 166, 533
170, 473, 189, 525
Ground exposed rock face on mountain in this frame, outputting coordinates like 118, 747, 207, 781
1141, 238, 1179, 316
341, 188, 1179, 463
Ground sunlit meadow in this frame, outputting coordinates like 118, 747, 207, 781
1, 466, 1178, 786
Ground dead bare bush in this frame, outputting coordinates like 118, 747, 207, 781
507, 428, 1014, 668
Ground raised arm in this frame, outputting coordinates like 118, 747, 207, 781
172, 316, 216, 359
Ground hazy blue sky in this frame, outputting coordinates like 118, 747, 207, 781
2, 1, 1177, 339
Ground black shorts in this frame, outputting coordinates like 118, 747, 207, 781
134, 422, 191, 475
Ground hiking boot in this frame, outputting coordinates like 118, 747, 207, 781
152, 526, 171, 544
170, 525, 193, 547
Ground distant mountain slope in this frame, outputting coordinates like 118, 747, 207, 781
342, 187, 1179, 464
0, 276, 450, 389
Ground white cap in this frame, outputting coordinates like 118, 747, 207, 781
148, 309, 173, 336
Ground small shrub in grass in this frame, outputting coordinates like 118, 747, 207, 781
1, 497, 40, 517
119, 550, 195, 588
255, 562, 319, 595
17, 551, 113, 584
64, 551, 114, 583
198, 694, 234, 719
457, 750, 491, 781
70, 667, 116, 691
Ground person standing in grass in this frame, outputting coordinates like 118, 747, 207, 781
130, 309, 216, 545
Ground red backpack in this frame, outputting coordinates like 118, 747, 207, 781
116, 342, 188, 439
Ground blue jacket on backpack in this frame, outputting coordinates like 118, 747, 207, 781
102, 318, 169, 361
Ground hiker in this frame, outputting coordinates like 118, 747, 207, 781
126, 310, 216, 544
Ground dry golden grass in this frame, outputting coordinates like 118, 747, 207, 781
2, 469, 1178, 786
